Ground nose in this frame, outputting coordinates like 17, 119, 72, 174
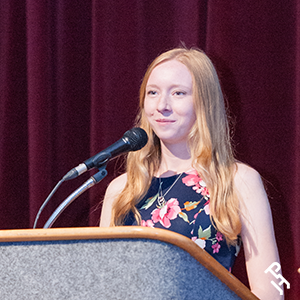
157, 94, 171, 113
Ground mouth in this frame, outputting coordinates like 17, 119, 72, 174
155, 119, 176, 124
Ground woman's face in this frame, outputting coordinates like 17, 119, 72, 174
144, 59, 196, 146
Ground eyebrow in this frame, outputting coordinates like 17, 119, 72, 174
146, 84, 192, 90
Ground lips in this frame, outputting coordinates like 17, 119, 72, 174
155, 119, 176, 124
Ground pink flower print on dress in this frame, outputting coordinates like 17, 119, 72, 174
192, 179, 207, 194
200, 186, 209, 197
182, 169, 200, 186
151, 198, 181, 228
141, 219, 154, 228
182, 170, 210, 196
204, 200, 210, 215
212, 243, 221, 253
192, 184, 202, 194
216, 231, 223, 242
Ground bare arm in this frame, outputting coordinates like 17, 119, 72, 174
235, 163, 284, 299
99, 173, 127, 227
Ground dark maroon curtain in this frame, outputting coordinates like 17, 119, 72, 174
0, 1, 299, 298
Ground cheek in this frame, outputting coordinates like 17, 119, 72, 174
186, 112, 197, 130
143, 99, 154, 116
176, 101, 195, 119
178, 104, 197, 130
190, 113, 197, 129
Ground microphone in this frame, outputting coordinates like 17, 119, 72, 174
63, 127, 148, 180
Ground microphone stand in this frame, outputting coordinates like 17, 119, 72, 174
43, 165, 108, 229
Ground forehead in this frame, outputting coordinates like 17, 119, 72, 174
147, 60, 193, 87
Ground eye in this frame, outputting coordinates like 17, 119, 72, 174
173, 91, 187, 96
146, 90, 158, 96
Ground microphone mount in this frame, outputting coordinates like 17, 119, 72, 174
43, 165, 108, 229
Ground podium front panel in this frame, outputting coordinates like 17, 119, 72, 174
0, 237, 241, 300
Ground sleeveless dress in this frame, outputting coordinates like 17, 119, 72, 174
124, 169, 241, 271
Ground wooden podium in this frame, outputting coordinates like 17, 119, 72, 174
0, 226, 258, 299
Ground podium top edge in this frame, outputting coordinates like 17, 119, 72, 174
0, 226, 258, 300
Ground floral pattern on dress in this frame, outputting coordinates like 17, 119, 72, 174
151, 198, 181, 228
182, 169, 210, 198
128, 170, 240, 271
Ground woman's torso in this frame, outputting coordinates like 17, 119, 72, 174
124, 169, 240, 271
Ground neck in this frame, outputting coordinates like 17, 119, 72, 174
157, 141, 193, 177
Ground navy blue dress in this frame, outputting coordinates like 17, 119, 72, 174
125, 169, 240, 271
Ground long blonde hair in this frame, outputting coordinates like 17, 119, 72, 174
111, 47, 241, 244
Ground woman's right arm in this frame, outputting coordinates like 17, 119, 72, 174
99, 173, 127, 227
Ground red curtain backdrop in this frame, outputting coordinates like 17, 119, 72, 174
0, 1, 299, 298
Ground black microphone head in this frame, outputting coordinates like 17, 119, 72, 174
91, 127, 148, 168
123, 127, 148, 151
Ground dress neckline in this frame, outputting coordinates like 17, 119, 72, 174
154, 168, 194, 179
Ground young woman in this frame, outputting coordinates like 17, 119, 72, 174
100, 48, 283, 299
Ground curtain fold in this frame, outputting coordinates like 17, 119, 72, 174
0, 0, 299, 298
0, 1, 29, 228
26, 0, 92, 227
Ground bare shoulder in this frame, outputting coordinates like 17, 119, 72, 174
234, 162, 274, 237
100, 173, 127, 227
234, 162, 262, 187
105, 172, 128, 198
234, 162, 271, 221
234, 163, 266, 203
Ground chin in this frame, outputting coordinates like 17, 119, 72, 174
159, 136, 187, 146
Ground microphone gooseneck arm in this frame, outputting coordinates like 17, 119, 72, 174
43, 166, 108, 229
33, 179, 65, 229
